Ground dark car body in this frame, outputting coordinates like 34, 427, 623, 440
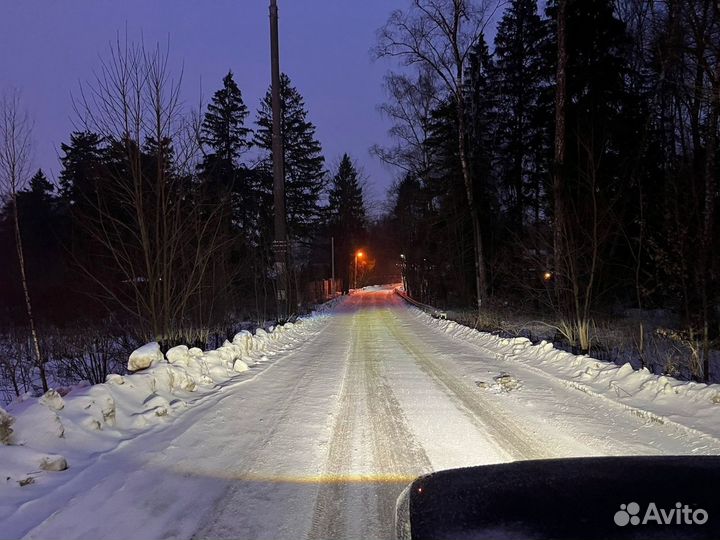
397, 456, 720, 540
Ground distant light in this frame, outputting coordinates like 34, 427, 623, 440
400, 253, 405, 259
356, 251, 364, 258
543, 271, 553, 282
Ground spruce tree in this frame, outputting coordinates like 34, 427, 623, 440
490, 0, 553, 229
327, 154, 366, 292
328, 154, 366, 236
14, 169, 57, 252
423, 99, 478, 303
11, 169, 66, 322
201, 71, 251, 165
200, 71, 255, 235
255, 73, 326, 242
58, 131, 105, 207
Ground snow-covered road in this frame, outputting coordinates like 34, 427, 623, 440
6, 288, 720, 540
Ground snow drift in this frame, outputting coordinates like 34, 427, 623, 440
0, 298, 341, 492
406, 302, 720, 441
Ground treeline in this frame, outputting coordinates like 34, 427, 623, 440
376, 0, 720, 378
1, 40, 369, 393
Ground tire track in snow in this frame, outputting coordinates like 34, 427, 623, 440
308, 308, 432, 540
400, 300, 720, 455
381, 308, 556, 461
190, 318, 346, 540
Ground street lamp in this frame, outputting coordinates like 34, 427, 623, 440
354, 250, 364, 290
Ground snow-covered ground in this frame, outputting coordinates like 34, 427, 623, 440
1, 287, 719, 539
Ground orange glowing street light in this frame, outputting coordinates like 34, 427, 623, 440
354, 250, 364, 289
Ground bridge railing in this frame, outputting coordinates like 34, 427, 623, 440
393, 288, 447, 319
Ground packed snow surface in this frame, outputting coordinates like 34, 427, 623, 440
1, 288, 719, 540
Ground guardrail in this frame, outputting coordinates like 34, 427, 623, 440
394, 288, 447, 319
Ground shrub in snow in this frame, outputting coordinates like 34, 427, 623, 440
188, 347, 203, 357
128, 342, 165, 372
39, 389, 65, 411
0, 407, 15, 444
166, 345, 190, 365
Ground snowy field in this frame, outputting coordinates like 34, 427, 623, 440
1, 286, 719, 539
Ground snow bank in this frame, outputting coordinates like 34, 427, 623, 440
0, 297, 343, 492
128, 342, 164, 371
166, 344, 190, 365
407, 304, 720, 441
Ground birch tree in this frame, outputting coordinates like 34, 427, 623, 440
376, 0, 501, 310
0, 90, 47, 391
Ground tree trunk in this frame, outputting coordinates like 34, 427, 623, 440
11, 195, 47, 393
553, 0, 569, 313
701, 65, 719, 382
456, 88, 487, 311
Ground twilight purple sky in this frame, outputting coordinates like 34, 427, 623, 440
0, 1, 409, 209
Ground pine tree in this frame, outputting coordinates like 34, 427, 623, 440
17, 170, 57, 249
201, 71, 251, 165
58, 131, 105, 207
328, 154, 366, 235
255, 73, 326, 242
327, 154, 366, 292
490, 0, 553, 229
423, 99, 477, 304
465, 35, 498, 224
11, 169, 67, 322
27, 169, 54, 198
545, 0, 630, 351
200, 71, 255, 235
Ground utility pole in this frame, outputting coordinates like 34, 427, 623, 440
270, 0, 288, 321
331, 236, 335, 291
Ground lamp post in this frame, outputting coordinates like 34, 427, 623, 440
354, 251, 363, 290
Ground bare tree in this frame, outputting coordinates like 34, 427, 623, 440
72, 37, 231, 347
376, 0, 501, 310
372, 68, 440, 179
0, 90, 47, 392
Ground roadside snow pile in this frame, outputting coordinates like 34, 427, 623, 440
408, 304, 720, 441
0, 299, 339, 491
127, 342, 164, 371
